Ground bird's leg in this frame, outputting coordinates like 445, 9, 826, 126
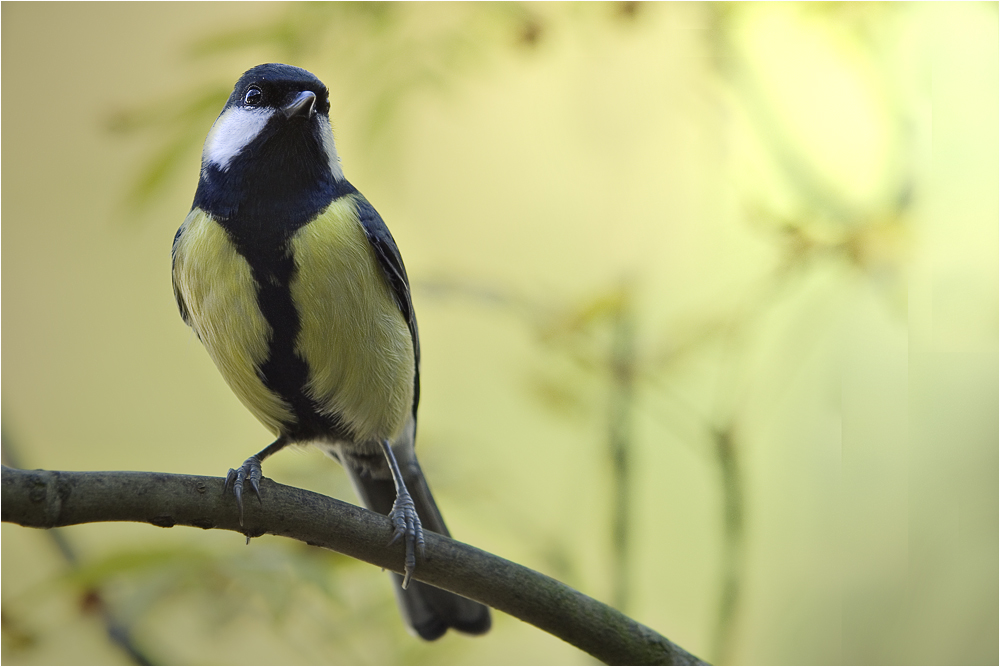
380, 439, 425, 589
225, 436, 288, 526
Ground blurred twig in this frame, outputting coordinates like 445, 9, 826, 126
2, 465, 707, 666
709, 427, 744, 665
607, 287, 637, 613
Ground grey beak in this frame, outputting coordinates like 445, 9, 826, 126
283, 91, 317, 119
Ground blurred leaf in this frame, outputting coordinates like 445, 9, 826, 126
1, 610, 39, 651
526, 370, 594, 420
109, 86, 230, 212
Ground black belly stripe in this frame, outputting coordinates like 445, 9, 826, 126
248, 249, 351, 441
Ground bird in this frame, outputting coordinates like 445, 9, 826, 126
171, 63, 491, 640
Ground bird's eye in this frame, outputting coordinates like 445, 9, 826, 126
244, 86, 263, 106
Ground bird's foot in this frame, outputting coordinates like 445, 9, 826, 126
387, 488, 425, 589
224, 455, 263, 526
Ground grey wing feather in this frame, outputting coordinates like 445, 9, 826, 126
355, 198, 420, 413
171, 226, 193, 328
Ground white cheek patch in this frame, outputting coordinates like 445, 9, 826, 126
316, 115, 345, 182
202, 107, 274, 171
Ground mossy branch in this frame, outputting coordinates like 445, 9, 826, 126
1, 465, 705, 666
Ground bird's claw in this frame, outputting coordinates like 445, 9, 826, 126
387, 488, 425, 589
224, 456, 263, 526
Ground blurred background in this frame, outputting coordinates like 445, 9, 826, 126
2, 2, 996, 664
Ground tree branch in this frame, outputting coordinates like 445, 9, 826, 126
1, 465, 705, 666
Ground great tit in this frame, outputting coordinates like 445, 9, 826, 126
171, 63, 490, 640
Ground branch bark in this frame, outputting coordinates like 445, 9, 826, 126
1, 465, 706, 666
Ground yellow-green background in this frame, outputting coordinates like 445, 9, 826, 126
2, 2, 996, 665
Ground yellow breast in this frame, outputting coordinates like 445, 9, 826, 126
290, 196, 414, 443
172, 209, 294, 435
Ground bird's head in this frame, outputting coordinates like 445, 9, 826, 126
200, 64, 344, 184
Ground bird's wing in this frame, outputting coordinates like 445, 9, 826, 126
355, 197, 421, 413
170, 225, 193, 327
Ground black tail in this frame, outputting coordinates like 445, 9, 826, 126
343, 444, 491, 640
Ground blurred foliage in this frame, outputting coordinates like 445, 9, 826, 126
110, 2, 641, 212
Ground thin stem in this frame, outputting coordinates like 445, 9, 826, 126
710, 427, 745, 664
609, 299, 637, 612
